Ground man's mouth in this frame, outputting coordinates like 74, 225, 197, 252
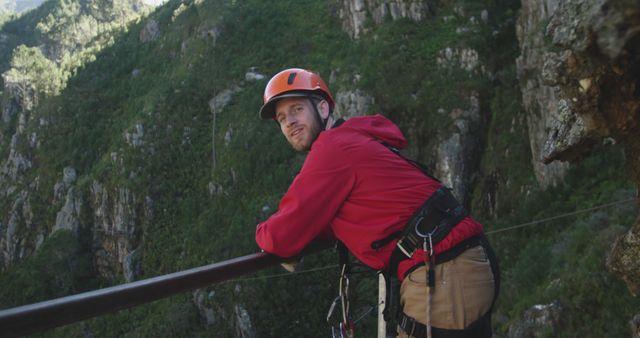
290, 127, 303, 138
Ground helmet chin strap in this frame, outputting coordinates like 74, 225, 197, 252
309, 97, 329, 130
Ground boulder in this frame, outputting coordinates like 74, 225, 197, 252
140, 19, 161, 43
508, 301, 563, 338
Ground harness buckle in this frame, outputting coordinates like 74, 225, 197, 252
396, 239, 414, 258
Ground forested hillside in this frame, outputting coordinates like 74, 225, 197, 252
0, 0, 639, 337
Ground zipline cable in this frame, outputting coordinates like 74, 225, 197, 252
221, 264, 340, 284
485, 197, 636, 235
230, 197, 637, 283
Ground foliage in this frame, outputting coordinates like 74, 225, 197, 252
0, 1, 48, 88
0, 11, 16, 27
0, 230, 99, 308
0, 0, 148, 97
4, 44, 64, 95
485, 145, 640, 337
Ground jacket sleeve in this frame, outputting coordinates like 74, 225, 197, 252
255, 140, 355, 257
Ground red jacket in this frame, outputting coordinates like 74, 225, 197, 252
255, 115, 483, 279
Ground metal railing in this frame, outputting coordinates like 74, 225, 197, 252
0, 242, 332, 338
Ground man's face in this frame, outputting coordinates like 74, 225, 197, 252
275, 97, 323, 152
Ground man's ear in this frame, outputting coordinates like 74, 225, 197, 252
317, 100, 330, 119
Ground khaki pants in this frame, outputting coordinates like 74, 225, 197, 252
397, 245, 495, 337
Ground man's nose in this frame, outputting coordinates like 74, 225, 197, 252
285, 114, 297, 127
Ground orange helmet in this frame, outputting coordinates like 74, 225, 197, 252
259, 68, 335, 119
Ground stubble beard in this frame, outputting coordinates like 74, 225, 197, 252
289, 119, 322, 152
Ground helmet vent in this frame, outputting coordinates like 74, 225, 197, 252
287, 72, 297, 85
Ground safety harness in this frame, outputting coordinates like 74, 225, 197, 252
378, 147, 500, 338
390, 234, 499, 338
377, 185, 469, 337
327, 144, 499, 338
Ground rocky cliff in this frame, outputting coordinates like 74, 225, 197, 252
0, 0, 148, 271
335, 0, 435, 38
516, 0, 640, 296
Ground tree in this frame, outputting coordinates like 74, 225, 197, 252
4, 44, 63, 96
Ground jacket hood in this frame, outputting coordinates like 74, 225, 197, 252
340, 114, 408, 149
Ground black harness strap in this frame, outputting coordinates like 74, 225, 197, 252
400, 188, 467, 258
371, 187, 467, 252
376, 186, 468, 336
384, 145, 440, 183
400, 235, 483, 278
372, 145, 471, 335
399, 309, 492, 338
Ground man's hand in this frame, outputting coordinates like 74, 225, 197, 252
281, 258, 303, 272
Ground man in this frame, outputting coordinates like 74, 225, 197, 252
255, 68, 498, 338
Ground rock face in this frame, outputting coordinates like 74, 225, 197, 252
516, 0, 640, 294
234, 303, 256, 338
523, 0, 639, 164
0, 77, 39, 269
631, 313, 640, 338
336, 0, 435, 38
192, 285, 256, 338
245, 68, 266, 82
508, 302, 563, 338
335, 89, 374, 118
607, 216, 640, 296
52, 167, 82, 234
515, 0, 569, 188
193, 288, 220, 326
432, 22, 488, 206
0, 191, 35, 269
90, 181, 147, 279
434, 92, 483, 206
209, 86, 242, 114
0, 79, 37, 189
3, 160, 148, 279
140, 19, 161, 43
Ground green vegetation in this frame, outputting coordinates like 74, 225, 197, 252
0, 230, 99, 307
0, 0, 147, 93
0, 0, 58, 87
485, 145, 639, 337
0, 11, 15, 27
0, 0, 638, 337
4, 44, 63, 95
